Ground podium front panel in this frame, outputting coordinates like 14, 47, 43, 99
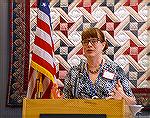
22, 98, 131, 118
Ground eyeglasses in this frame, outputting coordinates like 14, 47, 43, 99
81, 38, 100, 45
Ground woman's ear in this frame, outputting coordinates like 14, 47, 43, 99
102, 42, 106, 48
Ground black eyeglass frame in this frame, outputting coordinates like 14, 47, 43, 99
81, 38, 102, 45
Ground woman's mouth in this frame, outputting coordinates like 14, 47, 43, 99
86, 49, 94, 52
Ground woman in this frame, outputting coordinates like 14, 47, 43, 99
62, 28, 136, 105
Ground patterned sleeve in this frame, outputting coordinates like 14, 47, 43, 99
116, 66, 134, 97
63, 70, 73, 99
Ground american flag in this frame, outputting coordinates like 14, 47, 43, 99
27, 0, 56, 99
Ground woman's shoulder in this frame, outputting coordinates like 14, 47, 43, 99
104, 59, 124, 73
69, 59, 86, 73
68, 61, 81, 72
69, 65, 79, 73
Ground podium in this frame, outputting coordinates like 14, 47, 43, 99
22, 98, 133, 118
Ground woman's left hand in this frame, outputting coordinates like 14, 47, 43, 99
106, 80, 137, 105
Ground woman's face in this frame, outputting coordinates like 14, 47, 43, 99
82, 37, 106, 58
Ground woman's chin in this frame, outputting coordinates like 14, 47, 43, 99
85, 54, 95, 58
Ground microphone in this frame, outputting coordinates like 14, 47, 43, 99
73, 59, 86, 98
79, 59, 86, 76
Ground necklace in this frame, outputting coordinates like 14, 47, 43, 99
88, 67, 100, 74
87, 59, 103, 74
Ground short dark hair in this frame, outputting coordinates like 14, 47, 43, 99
81, 28, 108, 52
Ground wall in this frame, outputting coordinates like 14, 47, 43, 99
0, 1, 22, 118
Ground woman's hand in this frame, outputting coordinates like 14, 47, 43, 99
51, 83, 64, 99
106, 80, 136, 105
106, 80, 124, 100
113, 79, 124, 99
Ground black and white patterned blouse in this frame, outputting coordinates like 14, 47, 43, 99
63, 59, 134, 99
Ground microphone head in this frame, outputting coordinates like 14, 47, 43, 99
79, 59, 86, 77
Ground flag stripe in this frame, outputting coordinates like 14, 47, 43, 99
42, 82, 52, 98
42, 76, 53, 98
32, 54, 56, 79
31, 55, 56, 76
33, 44, 54, 67
37, 18, 50, 35
36, 27, 52, 47
38, 10, 50, 28
29, 66, 34, 79
34, 35, 53, 55
27, 69, 37, 98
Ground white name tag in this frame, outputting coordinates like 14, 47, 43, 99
102, 70, 115, 80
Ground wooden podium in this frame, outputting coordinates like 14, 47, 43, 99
22, 98, 133, 118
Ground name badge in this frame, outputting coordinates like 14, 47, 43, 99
102, 70, 115, 80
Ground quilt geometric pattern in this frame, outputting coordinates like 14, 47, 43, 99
30, 0, 150, 107
30, 0, 150, 88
